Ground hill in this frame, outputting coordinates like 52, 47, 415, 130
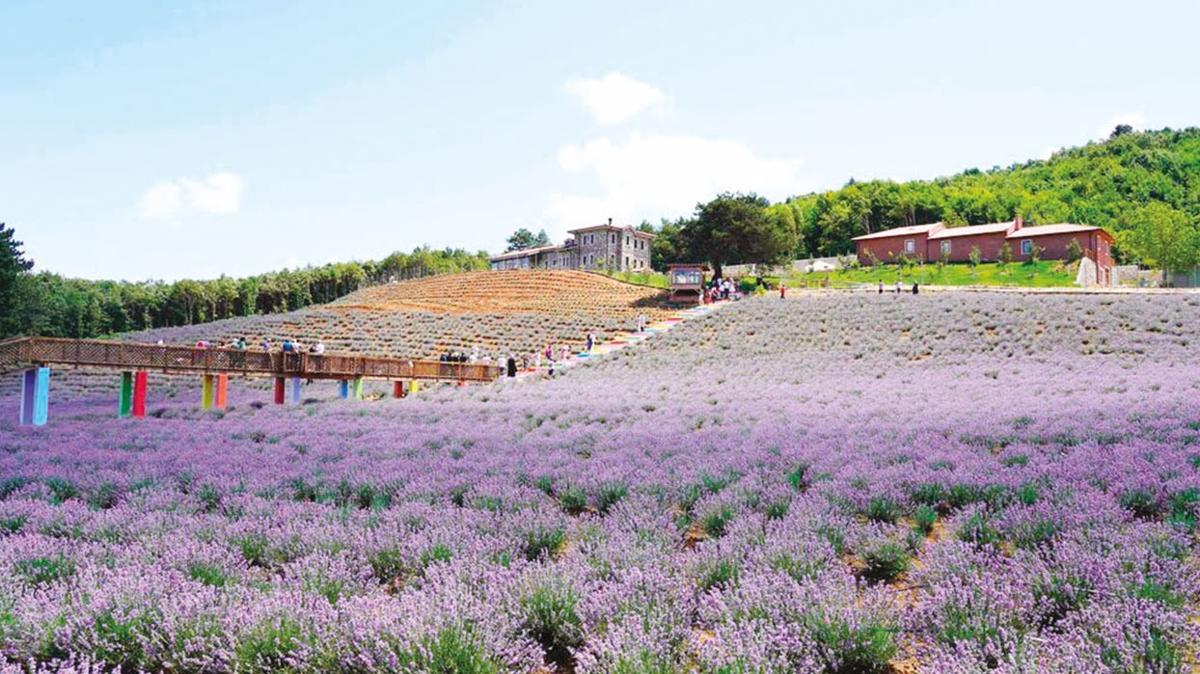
778, 127, 1200, 260
127, 270, 674, 360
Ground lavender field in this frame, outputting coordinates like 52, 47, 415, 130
2, 292, 1199, 673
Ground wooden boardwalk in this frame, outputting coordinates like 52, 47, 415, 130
0, 336, 501, 383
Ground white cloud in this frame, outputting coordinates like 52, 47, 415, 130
136, 181, 183, 218
136, 172, 244, 219
543, 133, 807, 227
1096, 112, 1145, 139
563, 72, 667, 125
181, 172, 243, 215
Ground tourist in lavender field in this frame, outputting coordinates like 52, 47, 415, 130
585, 332, 595, 352
505, 354, 516, 377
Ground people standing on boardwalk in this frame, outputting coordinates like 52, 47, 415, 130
282, 339, 294, 353
878, 280, 883, 294
912, 283, 919, 295
779, 282, 787, 299
894, 280, 903, 294
312, 340, 325, 355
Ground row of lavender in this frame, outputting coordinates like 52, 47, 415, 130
1, 293, 1198, 673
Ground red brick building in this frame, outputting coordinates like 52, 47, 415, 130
852, 223, 944, 264
1005, 224, 1116, 286
854, 219, 1116, 286
926, 219, 1020, 262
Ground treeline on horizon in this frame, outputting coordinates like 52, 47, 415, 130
4, 128, 1199, 341
639, 127, 1200, 272
0, 242, 488, 340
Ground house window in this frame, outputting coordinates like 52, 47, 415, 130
940, 241, 951, 256
625, 256, 629, 268
626, 236, 630, 246
1020, 239, 1033, 255
611, 234, 616, 244
904, 239, 915, 254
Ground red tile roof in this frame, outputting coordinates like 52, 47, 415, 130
1006, 224, 1100, 238
851, 222, 944, 242
927, 220, 1016, 240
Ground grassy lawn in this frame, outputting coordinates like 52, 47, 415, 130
598, 269, 670, 289
786, 261, 1078, 289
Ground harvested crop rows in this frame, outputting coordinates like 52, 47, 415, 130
126, 271, 674, 361
2, 291, 1199, 673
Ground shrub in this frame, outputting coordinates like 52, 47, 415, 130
396, 626, 503, 674
700, 505, 735, 538
187, 562, 229, 587
15, 555, 75, 585
913, 505, 938, 535
234, 616, 308, 673
1011, 519, 1060, 550
771, 552, 826, 583
1118, 488, 1161, 518
87, 482, 120, 510
520, 578, 583, 663
695, 558, 740, 591
808, 615, 897, 674
594, 482, 628, 514
860, 541, 910, 582
864, 497, 901, 524
786, 463, 811, 492
558, 486, 588, 515
45, 477, 77, 504
420, 543, 453, 568
957, 512, 1002, 548
368, 548, 407, 584
521, 526, 565, 561
764, 499, 789, 520
1032, 574, 1091, 630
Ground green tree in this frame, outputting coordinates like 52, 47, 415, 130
0, 223, 34, 336
1126, 202, 1200, 274
997, 242, 1013, 273
968, 245, 982, 278
505, 228, 550, 252
1065, 238, 1084, 265
681, 192, 793, 277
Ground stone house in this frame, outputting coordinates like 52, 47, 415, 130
489, 219, 654, 272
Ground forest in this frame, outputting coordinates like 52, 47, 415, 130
0, 234, 487, 339
643, 127, 1200, 272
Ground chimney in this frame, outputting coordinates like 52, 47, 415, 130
608, 217, 613, 226
1013, 214, 1023, 230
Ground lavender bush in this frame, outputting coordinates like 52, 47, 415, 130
2, 291, 1199, 672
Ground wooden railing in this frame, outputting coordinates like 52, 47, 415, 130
0, 337, 501, 383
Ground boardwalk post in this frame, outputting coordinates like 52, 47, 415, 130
352, 377, 364, 400
273, 377, 285, 405
118, 372, 133, 418
338, 380, 349, 399
201, 375, 215, 410
20, 367, 51, 426
289, 377, 302, 404
214, 374, 228, 410
132, 371, 147, 418
19, 369, 36, 425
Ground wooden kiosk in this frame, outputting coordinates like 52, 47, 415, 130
667, 264, 707, 305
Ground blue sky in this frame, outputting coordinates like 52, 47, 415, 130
3, 0, 1198, 281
